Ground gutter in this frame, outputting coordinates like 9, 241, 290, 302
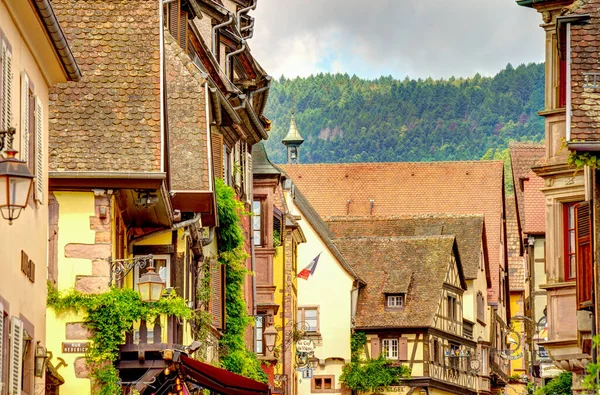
212, 13, 234, 54
225, 41, 246, 80
49, 171, 167, 180
32, 0, 81, 81
236, 0, 256, 28
128, 212, 201, 251
516, 0, 554, 7
567, 142, 600, 152
233, 94, 268, 140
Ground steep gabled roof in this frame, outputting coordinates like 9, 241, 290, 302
291, 187, 364, 283
279, 161, 505, 304
49, 0, 162, 172
325, 214, 489, 285
506, 195, 525, 291
333, 235, 463, 329
509, 142, 544, 235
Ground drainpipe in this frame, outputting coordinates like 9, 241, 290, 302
236, 0, 256, 28
225, 41, 246, 80
128, 213, 201, 251
242, 17, 254, 32
204, 81, 214, 192
566, 22, 572, 141
212, 13, 234, 54
159, 0, 165, 173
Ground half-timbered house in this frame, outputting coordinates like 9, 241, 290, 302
332, 235, 477, 395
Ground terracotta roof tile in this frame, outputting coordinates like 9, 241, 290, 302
523, 170, 546, 234
509, 143, 545, 235
333, 235, 458, 328
325, 214, 486, 281
506, 195, 525, 291
280, 161, 505, 304
49, 0, 161, 172
165, 33, 209, 191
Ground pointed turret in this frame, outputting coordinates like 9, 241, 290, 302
282, 111, 304, 164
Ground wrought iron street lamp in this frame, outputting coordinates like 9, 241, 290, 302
137, 261, 165, 303
34, 342, 49, 378
0, 128, 34, 224
264, 324, 278, 352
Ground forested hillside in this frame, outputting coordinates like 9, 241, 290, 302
263, 63, 544, 164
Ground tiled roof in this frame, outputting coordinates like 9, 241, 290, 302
49, 0, 161, 172
509, 142, 544, 234
165, 33, 209, 191
280, 161, 505, 303
325, 214, 487, 282
333, 235, 460, 329
523, 170, 546, 234
570, 0, 600, 142
253, 143, 281, 176
506, 195, 525, 291
291, 187, 363, 283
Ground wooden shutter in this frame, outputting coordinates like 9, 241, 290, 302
399, 337, 408, 361
1, 38, 13, 132
168, 1, 180, 40
246, 150, 253, 204
234, 141, 241, 188
212, 132, 224, 180
179, 11, 188, 51
20, 72, 30, 163
211, 259, 224, 330
370, 337, 380, 359
8, 317, 23, 394
575, 201, 593, 308
34, 96, 44, 203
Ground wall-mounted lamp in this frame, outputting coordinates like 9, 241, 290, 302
264, 324, 278, 352
35, 342, 49, 378
0, 128, 34, 224
135, 189, 159, 208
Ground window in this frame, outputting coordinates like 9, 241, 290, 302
298, 306, 319, 333
312, 376, 334, 393
386, 294, 404, 308
447, 295, 457, 321
477, 291, 485, 323
1, 34, 13, 135
134, 255, 170, 288
382, 338, 398, 360
255, 315, 265, 355
252, 200, 263, 246
432, 339, 440, 364
575, 202, 592, 308
563, 202, 580, 281
224, 146, 232, 186
463, 321, 474, 340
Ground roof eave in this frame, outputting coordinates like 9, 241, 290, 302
32, 0, 82, 81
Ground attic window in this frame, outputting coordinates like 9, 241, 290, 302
386, 294, 404, 309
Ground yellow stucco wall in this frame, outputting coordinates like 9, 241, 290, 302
0, 1, 66, 389
462, 242, 491, 344
47, 191, 96, 395
510, 292, 526, 375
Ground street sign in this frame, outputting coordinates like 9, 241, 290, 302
296, 339, 315, 353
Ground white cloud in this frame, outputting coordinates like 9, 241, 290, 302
249, 0, 545, 79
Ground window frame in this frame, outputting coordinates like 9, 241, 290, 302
297, 306, 319, 334
563, 201, 580, 281
386, 294, 405, 309
252, 199, 264, 247
381, 338, 399, 360
311, 375, 335, 393
133, 254, 171, 289
447, 294, 457, 321
254, 314, 266, 355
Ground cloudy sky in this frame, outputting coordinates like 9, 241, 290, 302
249, 0, 544, 80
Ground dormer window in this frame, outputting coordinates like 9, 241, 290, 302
386, 294, 404, 309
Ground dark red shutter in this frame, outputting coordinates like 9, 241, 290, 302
575, 201, 593, 309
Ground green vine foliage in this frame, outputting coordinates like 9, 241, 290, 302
534, 372, 572, 395
568, 150, 600, 170
340, 354, 411, 393
47, 283, 192, 395
215, 178, 268, 383
350, 332, 367, 362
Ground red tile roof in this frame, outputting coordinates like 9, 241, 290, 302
333, 235, 462, 328
49, 0, 161, 172
509, 143, 545, 236
506, 195, 525, 291
523, 170, 546, 234
280, 161, 506, 304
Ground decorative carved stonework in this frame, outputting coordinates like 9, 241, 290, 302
553, 357, 590, 372
545, 178, 554, 187
542, 11, 551, 23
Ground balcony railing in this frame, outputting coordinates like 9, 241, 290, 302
429, 362, 477, 391
117, 316, 174, 369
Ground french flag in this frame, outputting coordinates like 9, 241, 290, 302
297, 253, 321, 280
